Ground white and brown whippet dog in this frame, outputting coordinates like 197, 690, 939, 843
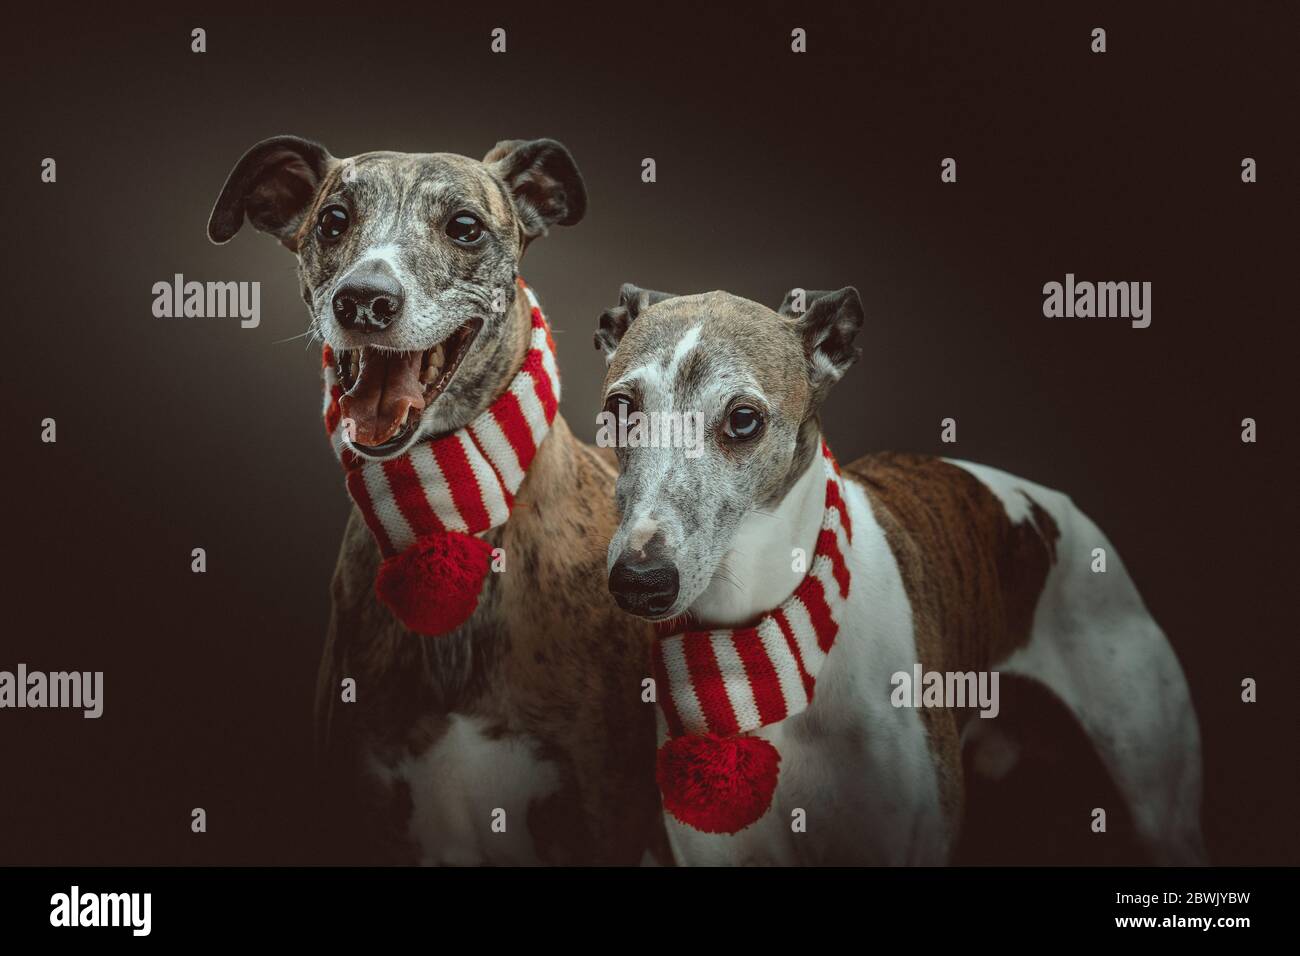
594, 284, 1205, 865
208, 137, 664, 864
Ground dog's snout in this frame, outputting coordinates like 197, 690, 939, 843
609, 537, 680, 618
333, 261, 404, 334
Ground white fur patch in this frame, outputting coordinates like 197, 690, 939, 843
354, 242, 409, 282
627, 517, 660, 552
944, 458, 1037, 525
370, 714, 562, 865
666, 324, 702, 378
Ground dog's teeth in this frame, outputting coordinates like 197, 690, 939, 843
421, 344, 445, 384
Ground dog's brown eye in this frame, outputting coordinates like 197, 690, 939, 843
724, 406, 763, 440
316, 205, 349, 241
446, 212, 485, 245
604, 393, 634, 420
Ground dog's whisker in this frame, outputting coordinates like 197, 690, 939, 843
710, 554, 746, 592
272, 329, 317, 345
712, 571, 744, 592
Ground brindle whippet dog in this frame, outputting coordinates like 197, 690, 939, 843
208, 137, 663, 864
594, 284, 1205, 865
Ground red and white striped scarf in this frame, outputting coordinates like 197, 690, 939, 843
319, 279, 560, 636
652, 441, 853, 834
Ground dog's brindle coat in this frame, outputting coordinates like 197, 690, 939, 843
209, 137, 663, 864
596, 286, 1205, 865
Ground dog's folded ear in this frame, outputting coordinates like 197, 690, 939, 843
778, 288, 839, 318
784, 286, 865, 396
593, 283, 676, 361
208, 135, 336, 250
485, 138, 588, 241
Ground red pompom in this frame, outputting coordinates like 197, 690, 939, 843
656, 733, 781, 834
375, 531, 494, 636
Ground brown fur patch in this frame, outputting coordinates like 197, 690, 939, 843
845, 452, 1060, 831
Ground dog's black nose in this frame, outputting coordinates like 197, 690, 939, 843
609, 549, 680, 618
333, 262, 404, 333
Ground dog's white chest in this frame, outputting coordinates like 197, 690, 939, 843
369, 714, 562, 865
664, 481, 949, 865
660, 673, 944, 865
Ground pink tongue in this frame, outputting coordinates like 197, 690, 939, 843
339, 347, 425, 446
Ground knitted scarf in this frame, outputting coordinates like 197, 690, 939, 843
320, 280, 559, 636
653, 440, 853, 834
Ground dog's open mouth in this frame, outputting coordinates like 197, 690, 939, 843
336, 320, 481, 453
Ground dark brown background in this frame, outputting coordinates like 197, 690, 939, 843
3, 3, 1295, 864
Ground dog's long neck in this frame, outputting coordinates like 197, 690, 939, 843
688, 434, 827, 628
